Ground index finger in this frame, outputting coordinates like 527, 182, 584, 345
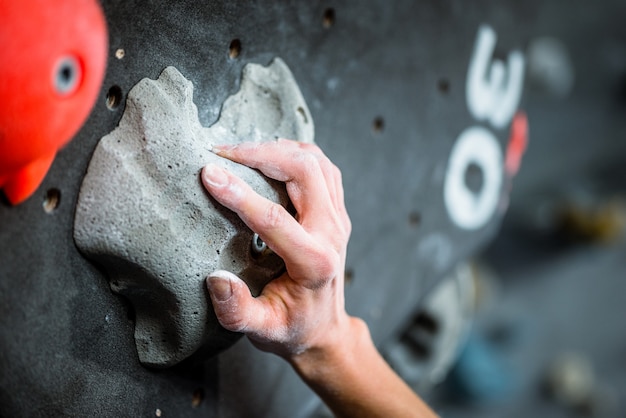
212, 140, 333, 221
202, 163, 332, 283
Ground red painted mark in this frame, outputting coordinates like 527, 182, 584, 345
505, 111, 528, 176
0, 0, 108, 205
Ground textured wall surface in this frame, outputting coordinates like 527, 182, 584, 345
2, 1, 625, 417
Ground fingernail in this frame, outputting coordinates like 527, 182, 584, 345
211, 144, 236, 154
203, 164, 228, 187
207, 276, 233, 301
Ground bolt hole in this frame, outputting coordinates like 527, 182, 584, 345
438, 78, 450, 94
106, 85, 123, 110
191, 388, 204, 408
43, 188, 61, 213
344, 268, 354, 285
115, 48, 125, 59
323, 8, 335, 28
297, 107, 308, 124
372, 116, 385, 133
408, 211, 421, 227
229, 39, 242, 59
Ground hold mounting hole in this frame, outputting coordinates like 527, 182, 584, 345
438, 78, 450, 94
408, 211, 421, 227
345, 268, 354, 285
323, 8, 335, 28
191, 388, 204, 408
106, 85, 123, 110
229, 39, 242, 59
372, 116, 385, 133
43, 188, 61, 213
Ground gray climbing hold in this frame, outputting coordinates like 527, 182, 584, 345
74, 58, 314, 368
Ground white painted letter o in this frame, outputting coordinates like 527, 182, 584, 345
444, 126, 503, 230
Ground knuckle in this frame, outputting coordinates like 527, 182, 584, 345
299, 142, 321, 153
216, 309, 248, 333
210, 178, 245, 209
318, 156, 334, 176
313, 248, 340, 282
328, 212, 351, 244
262, 203, 286, 230
297, 151, 320, 174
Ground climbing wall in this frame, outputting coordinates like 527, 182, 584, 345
2, 1, 624, 416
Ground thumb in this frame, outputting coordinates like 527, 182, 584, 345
206, 270, 265, 334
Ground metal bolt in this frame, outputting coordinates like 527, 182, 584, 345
251, 233, 267, 255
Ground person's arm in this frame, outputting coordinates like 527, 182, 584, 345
201, 139, 437, 418
290, 316, 435, 418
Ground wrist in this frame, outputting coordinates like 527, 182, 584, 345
287, 316, 439, 418
288, 315, 372, 385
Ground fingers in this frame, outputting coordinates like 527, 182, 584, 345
213, 140, 309, 181
204, 139, 349, 283
203, 140, 353, 359
202, 162, 306, 252
212, 140, 333, 220
203, 163, 334, 281
206, 270, 268, 334
207, 270, 303, 346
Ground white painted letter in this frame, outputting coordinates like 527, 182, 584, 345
466, 25, 525, 129
444, 126, 503, 230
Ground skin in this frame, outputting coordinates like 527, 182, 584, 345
202, 139, 438, 418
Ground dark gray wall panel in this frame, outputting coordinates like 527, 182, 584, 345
2, 1, 625, 417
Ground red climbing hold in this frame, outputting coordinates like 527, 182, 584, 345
0, 0, 108, 205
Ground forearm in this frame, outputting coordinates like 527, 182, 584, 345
289, 317, 438, 418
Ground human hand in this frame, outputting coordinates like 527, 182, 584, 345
201, 139, 353, 360
202, 140, 438, 418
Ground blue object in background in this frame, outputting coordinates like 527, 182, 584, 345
447, 332, 514, 403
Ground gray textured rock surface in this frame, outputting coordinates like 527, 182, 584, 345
74, 58, 314, 368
